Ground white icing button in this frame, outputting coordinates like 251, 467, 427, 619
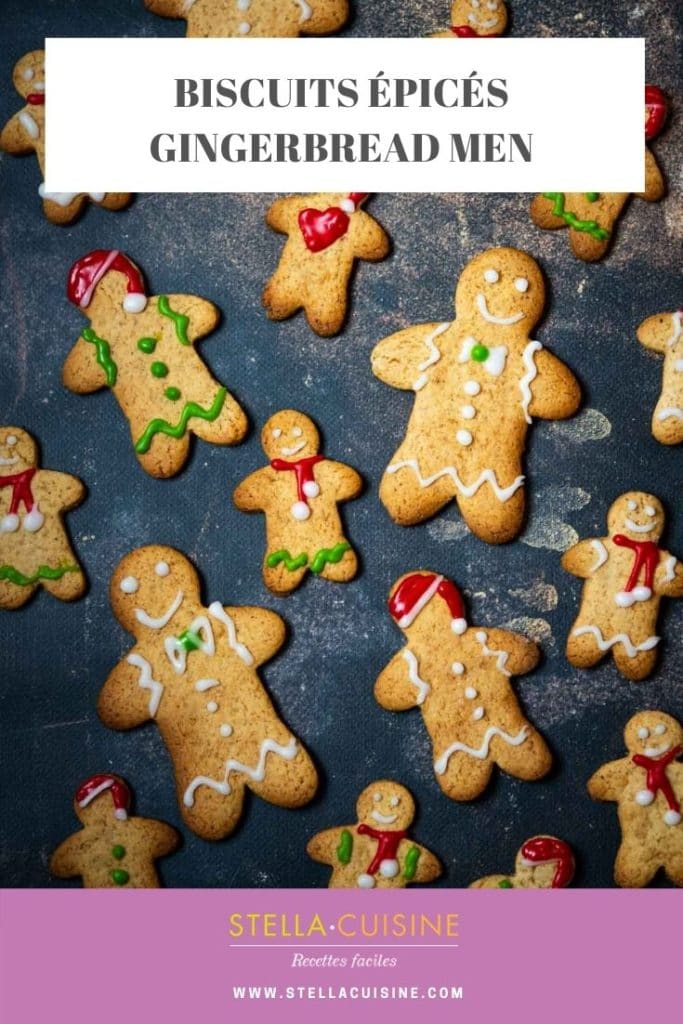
5, 435, 17, 446
379, 859, 399, 878
463, 380, 481, 397
155, 561, 170, 577
291, 501, 310, 520
340, 198, 356, 213
456, 430, 473, 446
219, 724, 233, 737
357, 874, 375, 889
514, 277, 529, 293
123, 293, 147, 314
1, 514, 20, 533
120, 576, 139, 594
206, 700, 218, 713
635, 789, 654, 806
461, 405, 476, 420
665, 810, 682, 826
451, 661, 465, 675
302, 480, 320, 498
23, 508, 44, 532
238, 21, 250, 34
464, 686, 478, 699
472, 707, 485, 721
451, 618, 467, 635
484, 268, 499, 283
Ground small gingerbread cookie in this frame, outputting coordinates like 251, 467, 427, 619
432, 0, 508, 37
233, 410, 362, 594
372, 247, 581, 544
637, 309, 683, 445
530, 85, 668, 261
306, 780, 441, 889
144, 0, 349, 38
263, 193, 390, 337
588, 712, 683, 887
98, 545, 318, 840
50, 774, 179, 888
0, 427, 85, 610
375, 571, 552, 801
63, 250, 247, 478
0, 50, 131, 225
470, 835, 575, 889
562, 492, 682, 681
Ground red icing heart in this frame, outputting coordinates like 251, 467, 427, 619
298, 207, 350, 253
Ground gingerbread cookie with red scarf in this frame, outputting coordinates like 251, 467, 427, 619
637, 309, 683, 446
50, 774, 179, 888
263, 193, 389, 337
588, 712, 683, 887
563, 492, 682, 681
233, 410, 361, 594
375, 571, 552, 802
0, 427, 85, 610
432, 0, 508, 37
144, 0, 348, 38
307, 781, 441, 889
63, 250, 247, 478
470, 835, 575, 889
530, 86, 668, 261
0, 50, 131, 225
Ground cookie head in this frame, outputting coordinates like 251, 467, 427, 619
455, 248, 544, 330
262, 410, 320, 462
356, 781, 415, 830
74, 773, 130, 827
0, 427, 37, 471
451, 0, 507, 36
624, 712, 683, 757
67, 250, 148, 317
515, 835, 575, 889
111, 545, 198, 633
12, 50, 45, 101
389, 571, 468, 638
608, 492, 664, 542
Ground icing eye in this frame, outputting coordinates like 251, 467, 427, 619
22, 68, 34, 81
5, 435, 17, 447
470, 0, 480, 6
373, 792, 382, 803
627, 500, 637, 511
120, 576, 139, 594
483, 268, 499, 283
644, 505, 656, 517
271, 428, 282, 439
637, 727, 649, 740
155, 561, 170, 577
389, 796, 400, 807
654, 724, 667, 735
487, 0, 499, 9
292, 427, 303, 438
514, 277, 529, 293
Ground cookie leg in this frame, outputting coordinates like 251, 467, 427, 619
192, 392, 248, 446
434, 755, 494, 801
530, 195, 565, 231
263, 559, 309, 594
612, 645, 659, 682
135, 432, 192, 478
379, 465, 454, 526
263, 271, 302, 322
0, 580, 36, 610
314, 544, 357, 583
249, 745, 318, 808
41, 566, 86, 603
568, 227, 612, 263
493, 727, 552, 781
99, 193, 132, 212
178, 779, 248, 841
664, 854, 683, 887
455, 486, 525, 544
614, 841, 658, 888
566, 623, 607, 669
303, 281, 348, 337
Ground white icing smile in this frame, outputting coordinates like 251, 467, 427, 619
371, 810, 398, 825
135, 590, 184, 629
644, 742, 671, 758
280, 440, 306, 457
0, 456, 18, 466
476, 293, 525, 326
624, 517, 655, 534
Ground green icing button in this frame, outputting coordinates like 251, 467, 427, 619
138, 337, 157, 354
471, 344, 489, 363
111, 868, 130, 886
165, 387, 181, 402
151, 361, 169, 378
111, 845, 126, 861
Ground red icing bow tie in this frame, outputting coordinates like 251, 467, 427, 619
298, 193, 369, 253
27, 93, 45, 105
632, 745, 682, 813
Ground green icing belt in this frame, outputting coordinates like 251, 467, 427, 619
134, 387, 226, 454
403, 845, 421, 881
158, 295, 191, 345
267, 543, 351, 574
542, 193, 610, 241
82, 328, 117, 387
0, 563, 80, 587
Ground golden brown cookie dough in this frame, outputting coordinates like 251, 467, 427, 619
431, 0, 508, 37
144, 0, 348, 38
470, 835, 575, 888
637, 310, 683, 445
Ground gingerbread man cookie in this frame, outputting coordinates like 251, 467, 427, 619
0, 427, 85, 610
97, 545, 318, 840
637, 309, 683, 445
470, 835, 575, 888
530, 85, 668, 261
233, 410, 362, 594
588, 712, 683, 887
263, 193, 390, 337
432, 0, 508, 37
372, 247, 581, 544
144, 0, 348, 37
306, 781, 441, 889
63, 250, 247, 478
50, 774, 179, 888
562, 492, 682, 681
375, 572, 552, 801
0, 50, 131, 225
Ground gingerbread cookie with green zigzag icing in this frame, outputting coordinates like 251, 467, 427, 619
63, 250, 247, 478
233, 410, 362, 594
530, 85, 667, 261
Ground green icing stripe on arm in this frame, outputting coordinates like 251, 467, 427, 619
542, 193, 610, 242
403, 845, 421, 881
158, 295, 191, 345
0, 564, 80, 586
498, 879, 514, 889
134, 387, 226, 454
266, 550, 309, 571
310, 542, 351, 575
337, 830, 353, 865
82, 328, 117, 387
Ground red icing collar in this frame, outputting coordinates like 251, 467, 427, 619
27, 93, 45, 105
0, 467, 36, 513
271, 455, 324, 502
357, 823, 407, 876
632, 745, 681, 813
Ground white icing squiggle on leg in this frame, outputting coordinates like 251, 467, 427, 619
183, 736, 298, 806
297, 0, 313, 21
435, 725, 529, 773
387, 458, 525, 503
657, 407, 683, 422
572, 625, 660, 658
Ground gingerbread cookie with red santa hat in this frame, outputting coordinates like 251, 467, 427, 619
144, 0, 349, 38
530, 85, 668, 261
562, 492, 682, 681
263, 193, 390, 337
432, 0, 508, 37
233, 410, 362, 594
588, 712, 683, 887
375, 571, 552, 802
62, 250, 247, 478
0, 50, 131, 225
50, 774, 179, 888
0, 427, 85, 610
636, 309, 683, 446
470, 835, 575, 888
306, 781, 442, 889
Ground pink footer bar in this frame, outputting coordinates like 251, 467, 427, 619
0, 888, 673, 1022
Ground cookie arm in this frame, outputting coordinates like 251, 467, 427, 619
561, 539, 601, 579
159, 294, 220, 343
41, 470, 86, 509
233, 469, 268, 512
371, 322, 446, 390
97, 658, 153, 730
141, 818, 180, 857
49, 834, 82, 879
265, 196, 298, 234
304, 0, 350, 34
587, 758, 629, 802
527, 350, 582, 420
324, 461, 363, 501
351, 212, 391, 262
220, 606, 287, 665
374, 650, 421, 711
406, 844, 442, 884
143, 0, 186, 16
638, 148, 666, 202
306, 827, 344, 866
636, 314, 669, 354
655, 553, 683, 598
481, 628, 541, 675
62, 336, 109, 394
0, 111, 34, 154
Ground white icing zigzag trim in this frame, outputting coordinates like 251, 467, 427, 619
127, 652, 164, 717
590, 539, 608, 571
183, 737, 298, 806
657, 407, 683, 422
413, 322, 450, 391
403, 649, 430, 704
519, 341, 542, 424
435, 725, 529, 773
475, 631, 511, 676
387, 458, 525, 503
572, 625, 660, 658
